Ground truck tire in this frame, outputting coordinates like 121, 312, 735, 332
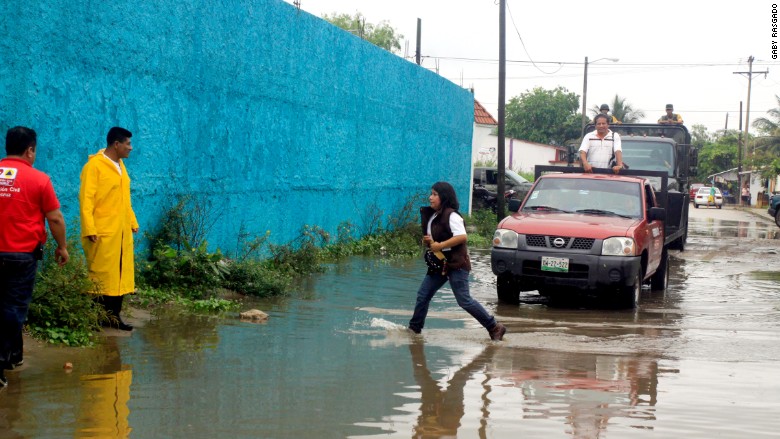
650, 250, 669, 291
669, 230, 686, 252
497, 274, 520, 304
776, 210, 780, 228
620, 274, 642, 308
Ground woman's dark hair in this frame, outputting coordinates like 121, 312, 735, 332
432, 181, 459, 211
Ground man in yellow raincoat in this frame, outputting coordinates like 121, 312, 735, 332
79, 127, 139, 331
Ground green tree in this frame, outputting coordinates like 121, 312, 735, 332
590, 95, 645, 123
690, 124, 713, 149
322, 12, 403, 53
506, 86, 581, 145
696, 129, 739, 181
751, 94, 780, 155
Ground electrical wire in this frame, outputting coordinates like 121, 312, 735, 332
505, 0, 563, 75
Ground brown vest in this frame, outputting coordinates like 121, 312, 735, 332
420, 206, 472, 272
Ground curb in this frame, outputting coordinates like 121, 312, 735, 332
733, 206, 775, 223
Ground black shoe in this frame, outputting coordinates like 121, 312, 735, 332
0, 370, 7, 387
489, 323, 507, 341
407, 326, 421, 334
10, 352, 23, 369
117, 320, 134, 331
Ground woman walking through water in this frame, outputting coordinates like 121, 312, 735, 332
408, 182, 506, 340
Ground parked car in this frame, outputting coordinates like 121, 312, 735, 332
768, 193, 780, 228
473, 167, 533, 211
693, 186, 722, 209
689, 183, 704, 201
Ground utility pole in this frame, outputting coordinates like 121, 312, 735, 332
738, 102, 743, 205
496, 0, 506, 221
415, 18, 421, 65
581, 56, 588, 131
733, 55, 769, 156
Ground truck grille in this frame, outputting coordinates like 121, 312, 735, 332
525, 235, 595, 250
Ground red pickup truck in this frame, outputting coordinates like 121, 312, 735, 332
491, 167, 669, 307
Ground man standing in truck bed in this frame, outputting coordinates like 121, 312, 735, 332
658, 104, 684, 125
578, 113, 624, 174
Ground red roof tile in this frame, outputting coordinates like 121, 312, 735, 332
474, 100, 497, 125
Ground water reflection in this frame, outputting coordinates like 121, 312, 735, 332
77, 338, 132, 438
689, 217, 780, 239
409, 341, 498, 438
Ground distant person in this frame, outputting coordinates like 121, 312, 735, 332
0, 126, 69, 388
658, 104, 683, 125
708, 185, 716, 206
408, 182, 506, 341
741, 185, 750, 205
79, 127, 139, 331
579, 113, 624, 174
598, 103, 621, 124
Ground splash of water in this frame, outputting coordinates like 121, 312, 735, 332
369, 317, 407, 331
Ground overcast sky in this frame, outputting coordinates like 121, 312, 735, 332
285, 0, 779, 135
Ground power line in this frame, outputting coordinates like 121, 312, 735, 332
504, 0, 563, 75
418, 55, 776, 68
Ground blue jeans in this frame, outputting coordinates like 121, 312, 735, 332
0, 252, 38, 369
409, 269, 497, 333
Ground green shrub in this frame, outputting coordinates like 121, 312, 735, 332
142, 241, 229, 299
223, 260, 291, 297
268, 224, 328, 275
189, 297, 239, 313
27, 241, 105, 346
466, 209, 500, 249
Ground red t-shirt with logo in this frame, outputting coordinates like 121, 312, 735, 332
0, 157, 60, 253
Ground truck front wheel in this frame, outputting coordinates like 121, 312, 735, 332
620, 274, 642, 308
775, 210, 780, 228
497, 274, 520, 304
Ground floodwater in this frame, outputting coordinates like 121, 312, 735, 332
1, 208, 779, 438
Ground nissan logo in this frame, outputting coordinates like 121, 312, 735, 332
552, 237, 566, 248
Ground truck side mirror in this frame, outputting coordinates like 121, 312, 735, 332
508, 199, 522, 213
649, 207, 666, 222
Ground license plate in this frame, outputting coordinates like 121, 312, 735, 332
541, 256, 569, 272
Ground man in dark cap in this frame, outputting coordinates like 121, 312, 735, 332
658, 104, 683, 125
598, 104, 621, 124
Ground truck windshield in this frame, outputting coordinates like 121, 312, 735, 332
523, 178, 643, 219
620, 140, 676, 176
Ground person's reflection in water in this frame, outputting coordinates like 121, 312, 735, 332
76, 337, 132, 438
409, 341, 498, 438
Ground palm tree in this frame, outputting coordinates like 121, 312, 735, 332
590, 95, 646, 123
752, 94, 780, 155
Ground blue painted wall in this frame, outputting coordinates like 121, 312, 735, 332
0, 0, 473, 253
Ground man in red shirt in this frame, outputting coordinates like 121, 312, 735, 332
0, 126, 69, 387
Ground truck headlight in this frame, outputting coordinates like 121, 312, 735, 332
602, 237, 635, 256
493, 229, 519, 249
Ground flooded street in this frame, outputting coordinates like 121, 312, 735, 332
1, 207, 780, 438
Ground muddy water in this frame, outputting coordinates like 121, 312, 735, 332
1, 208, 779, 438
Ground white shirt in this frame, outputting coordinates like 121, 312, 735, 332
427, 212, 467, 251
578, 130, 622, 169
102, 152, 122, 175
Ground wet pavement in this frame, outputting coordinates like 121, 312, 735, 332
1, 206, 779, 438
